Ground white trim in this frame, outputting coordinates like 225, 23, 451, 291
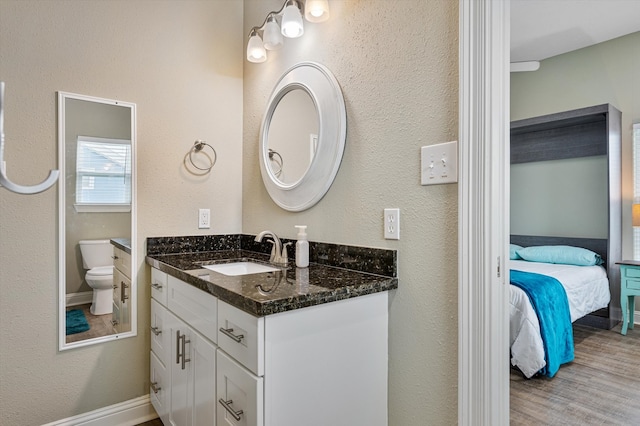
73, 204, 132, 213
459, 0, 510, 424
66, 291, 93, 307
41, 395, 157, 426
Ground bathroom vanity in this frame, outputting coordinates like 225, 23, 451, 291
111, 238, 131, 333
146, 235, 397, 426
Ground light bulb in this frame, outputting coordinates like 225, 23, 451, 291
304, 0, 330, 23
281, 1, 304, 38
263, 15, 283, 50
247, 31, 267, 63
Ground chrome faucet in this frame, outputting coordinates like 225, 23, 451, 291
255, 230, 289, 266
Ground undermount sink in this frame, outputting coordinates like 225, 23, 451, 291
203, 261, 280, 276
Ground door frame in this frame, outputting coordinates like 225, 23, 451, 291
458, 0, 510, 424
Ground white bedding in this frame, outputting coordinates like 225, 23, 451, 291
509, 260, 610, 378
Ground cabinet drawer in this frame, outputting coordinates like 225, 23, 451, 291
217, 350, 263, 426
150, 351, 169, 426
168, 275, 218, 343
624, 266, 640, 279
626, 279, 640, 291
114, 247, 131, 278
218, 299, 264, 376
151, 298, 171, 365
151, 268, 168, 307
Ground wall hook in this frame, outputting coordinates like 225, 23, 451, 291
0, 81, 59, 194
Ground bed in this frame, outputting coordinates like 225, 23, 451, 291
509, 238, 611, 378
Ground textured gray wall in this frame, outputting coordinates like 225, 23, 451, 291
243, 1, 459, 424
0, 1, 243, 424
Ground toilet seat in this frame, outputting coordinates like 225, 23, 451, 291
87, 265, 114, 277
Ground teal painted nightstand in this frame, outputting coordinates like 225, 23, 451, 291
616, 260, 640, 335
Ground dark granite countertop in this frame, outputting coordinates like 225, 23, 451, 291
110, 238, 131, 254
146, 240, 398, 317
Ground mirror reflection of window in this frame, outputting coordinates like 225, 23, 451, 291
267, 89, 318, 185
75, 136, 131, 212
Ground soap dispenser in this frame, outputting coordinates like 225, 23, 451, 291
295, 225, 309, 268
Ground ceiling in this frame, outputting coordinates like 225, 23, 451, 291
511, 0, 640, 63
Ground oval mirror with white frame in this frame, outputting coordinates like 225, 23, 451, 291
259, 62, 346, 211
58, 91, 137, 350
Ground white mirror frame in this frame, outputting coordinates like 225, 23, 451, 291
259, 62, 346, 211
57, 91, 137, 351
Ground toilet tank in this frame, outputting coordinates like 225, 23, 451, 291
79, 239, 114, 269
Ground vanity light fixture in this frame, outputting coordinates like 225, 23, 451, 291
246, 0, 330, 63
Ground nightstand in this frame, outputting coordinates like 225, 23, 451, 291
616, 260, 640, 335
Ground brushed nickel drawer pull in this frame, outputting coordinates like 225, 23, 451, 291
150, 282, 163, 290
150, 326, 162, 336
111, 319, 119, 326
218, 399, 243, 421
220, 327, 244, 343
150, 381, 161, 394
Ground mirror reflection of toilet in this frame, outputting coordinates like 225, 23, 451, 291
79, 240, 114, 315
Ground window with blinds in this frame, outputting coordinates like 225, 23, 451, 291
75, 136, 131, 212
634, 124, 640, 259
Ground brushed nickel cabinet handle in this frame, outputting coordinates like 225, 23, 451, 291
150, 326, 162, 336
150, 381, 161, 394
218, 399, 243, 421
220, 327, 244, 343
111, 320, 119, 326
176, 330, 191, 370
151, 282, 163, 290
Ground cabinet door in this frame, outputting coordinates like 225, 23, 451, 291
168, 311, 192, 426
150, 350, 169, 425
192, 332, 217, 426
217, 350, 263, 426
118, 271, 131, 332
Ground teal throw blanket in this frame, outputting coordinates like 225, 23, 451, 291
510, 270, 574, 377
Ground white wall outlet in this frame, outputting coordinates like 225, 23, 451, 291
421, 141, 458, 185
384, 208, 400, 240
198, 208, 210, 229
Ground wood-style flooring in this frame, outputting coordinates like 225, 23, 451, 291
511, 323, 640, 425
65, 303, 116, 344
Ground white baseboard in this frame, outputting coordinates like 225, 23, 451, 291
66, 291, 93, 307
42, 394, 158, 426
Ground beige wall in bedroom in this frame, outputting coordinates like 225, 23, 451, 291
0, 1, 243, 424
511, 31, 640, 260
243, 0, 459, 424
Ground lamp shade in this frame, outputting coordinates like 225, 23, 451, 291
247, 31, 267, 63
633, 203, 640, 227
281, 1, 304, 38
305, 0, 330, 22
263, 16, 284, 50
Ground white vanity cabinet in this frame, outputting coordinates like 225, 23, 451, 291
150, 269, 217, 426
150, 266, 389, 426
112, 246, 131, 333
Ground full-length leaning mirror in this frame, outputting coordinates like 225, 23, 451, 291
259, 62, 346, 211
58, 91, 137, 350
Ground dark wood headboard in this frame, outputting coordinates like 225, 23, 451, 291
510, 235, 608, 268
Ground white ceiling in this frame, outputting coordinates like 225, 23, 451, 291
511, 0, 640, 63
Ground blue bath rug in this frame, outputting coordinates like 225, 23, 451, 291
66, 309, 90, 335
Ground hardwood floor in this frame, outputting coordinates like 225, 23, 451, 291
136, 419, 162, 426
511, 323, 640, 425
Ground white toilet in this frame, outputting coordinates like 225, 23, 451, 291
79, 239, 114, 315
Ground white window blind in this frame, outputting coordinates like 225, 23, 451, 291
75, 136, 131, 212
634, 124, 640, 259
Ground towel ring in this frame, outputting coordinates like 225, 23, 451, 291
268, 149, 283, 177
188, 140, 217, 172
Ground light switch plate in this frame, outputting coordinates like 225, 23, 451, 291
421, 141, 458, 185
